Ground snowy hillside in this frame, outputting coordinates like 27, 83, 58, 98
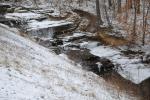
0, 0, 149, 99
0, 24, 136, 100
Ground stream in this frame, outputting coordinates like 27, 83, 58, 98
0, 4, 150, 99
36, 30, 150, 100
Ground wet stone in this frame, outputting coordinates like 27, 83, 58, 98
37, 38, 63, 47
66, 49, 114, 75
142, 54, 150, 64
121, 50, 144, 56
0, 3, 12, 14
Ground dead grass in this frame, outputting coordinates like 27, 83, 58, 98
96, 31, 128, 46
103, 72, 142, 100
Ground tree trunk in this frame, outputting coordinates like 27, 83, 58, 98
117, 0, 122, 13
33, 0, 38, 8
127, 0, 132, 9
104, 0, 111, 27
108, 0, 112, 7
132, 0, 137, 43
96, 0, 103, 27
142, 1, 150, 45
136, 0, 140, 14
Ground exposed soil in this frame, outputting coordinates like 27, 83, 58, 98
48, 12, 72, 20
73, 9, 97, 33
103, 72, 150, 100
96, 30, 128, 46
73, 9, 129, 46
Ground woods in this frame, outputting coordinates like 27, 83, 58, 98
1, 0, 150, 46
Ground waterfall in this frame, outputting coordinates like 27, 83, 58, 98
28, 27, 54, 38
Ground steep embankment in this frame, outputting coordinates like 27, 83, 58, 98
0, 24, 136, 100
73, 9, 97, 32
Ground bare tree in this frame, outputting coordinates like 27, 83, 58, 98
127, 0, 132, 9
108, 0, 112, 8
131, 0, 137, 43
117, 0, 122, 13
103, 0, 112, 27
96, 0, 103, 27
142, 1, 150, 45
137, 0, 141, 14
33, 0, 38, 8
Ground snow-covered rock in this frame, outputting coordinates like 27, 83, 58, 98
5, 12, 46, 21
27, 20, 73, 31
26, 20, 73, 38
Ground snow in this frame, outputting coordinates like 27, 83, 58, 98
5, 12, 45, 20
80, 41, 100, 49
0, 25, 135, 100
27, 20, 73, 31
90, 46, 150, 84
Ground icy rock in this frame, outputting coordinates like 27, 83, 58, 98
0, 3, 12, 14
26, 20, 73, 31
5, 12, 46, 21
142, 54, 150, 64
26, 20, 72, 38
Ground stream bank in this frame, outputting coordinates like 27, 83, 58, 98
0, 3, 150, 100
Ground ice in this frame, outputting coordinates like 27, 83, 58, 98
80, 41, 100, 49
27, 20, 73, 31
5, 12, 45, 20
90, 46, 150, 84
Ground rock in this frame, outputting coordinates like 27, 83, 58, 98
0, 3, 12, 14
66, 49, 114, 75
35, 37, 63, 47
78, 18, 89, 31
0, 15, 17, 26
122, 50, 144, 56
39, 39, 52, 47
142, 54, 150, 64
65, 35, 87, 42
99, 58, 114, 72
66, 12, 81, 30
65, 43, 80, 49
5, 12, 46, 21
14, 7, 28, 13
26, 20, 73, 38
32, 9, 54, 14
51, 39, 63, 46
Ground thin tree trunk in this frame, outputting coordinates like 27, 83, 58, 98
137, 0, 140, 14
108, 0, 112, 7
127, 0, 132, 9
142, 0, 146, 45
132, 0, 137, 43
104, 0, 111, 27
117, 0, 122, 13
142, 2, 150, 45
33, 0, 38, 8
96, 0, 103, 27
125, 0, 129, 22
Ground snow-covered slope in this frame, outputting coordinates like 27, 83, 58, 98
0, 24, 135, 100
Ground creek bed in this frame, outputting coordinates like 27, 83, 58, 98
34, 31, 150, 100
